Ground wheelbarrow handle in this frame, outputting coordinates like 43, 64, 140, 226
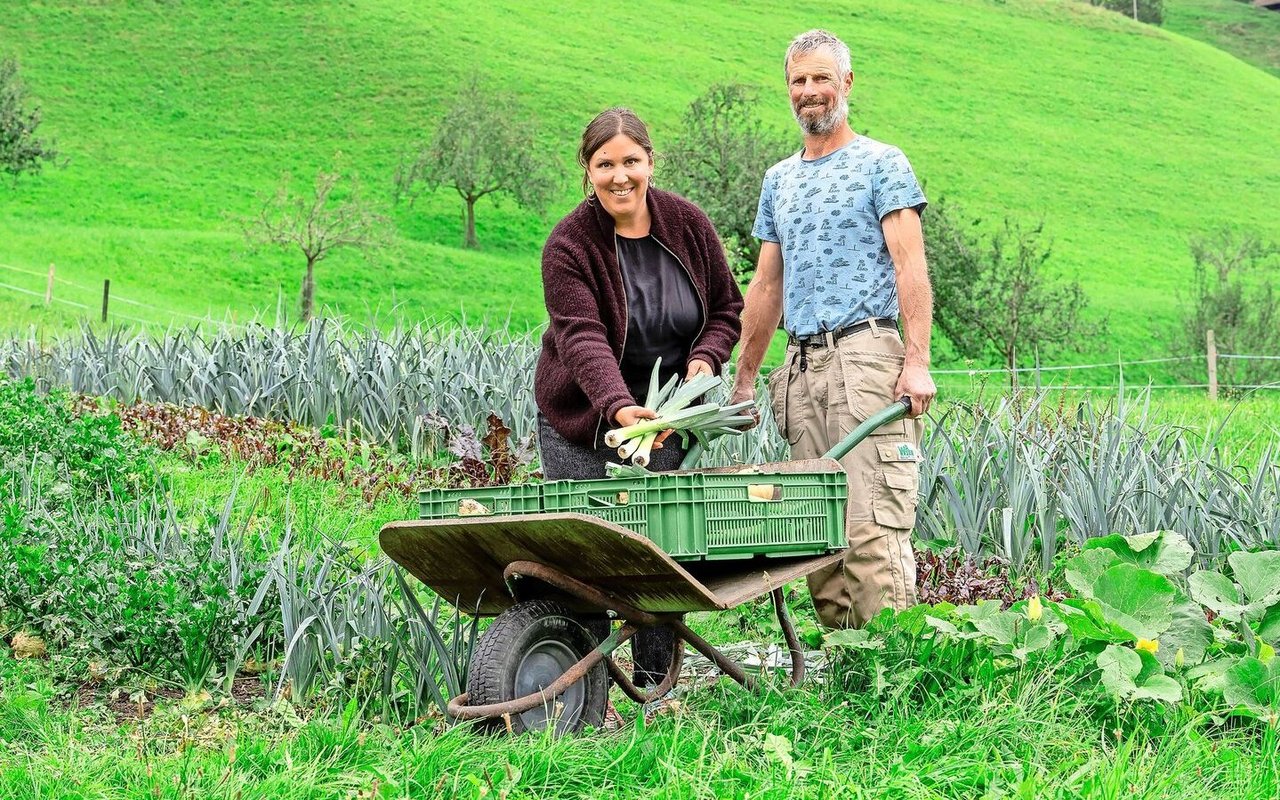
823, 396, 913, 462
678, 397, 911, 470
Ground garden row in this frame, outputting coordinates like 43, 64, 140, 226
6, 322, 1279, 570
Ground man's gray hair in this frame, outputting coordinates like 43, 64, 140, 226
783, 29, 852, 80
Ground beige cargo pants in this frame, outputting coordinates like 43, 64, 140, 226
767, 323, 923, 629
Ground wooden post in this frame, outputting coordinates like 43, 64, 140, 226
45, 263, 54, 306
1207, 328, 1218, 401
101, 279, 110, 323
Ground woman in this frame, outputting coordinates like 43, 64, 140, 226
534, 107, 744, 708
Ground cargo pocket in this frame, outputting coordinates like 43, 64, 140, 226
837, 345, 908, 437
767, 353, 801, 445
873, 438, 919, 530
874, 470, 918, 530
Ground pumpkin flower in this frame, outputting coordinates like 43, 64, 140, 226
1175, 647, 1186, 668
1136, 638, 1159, 655
1026, 595, 1043, 623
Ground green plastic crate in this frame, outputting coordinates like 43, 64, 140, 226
541, 475, 707, 559
541, 470, 847, 561
700, 471, 847, 559
418, 484, 543, 519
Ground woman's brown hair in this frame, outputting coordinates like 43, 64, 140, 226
578, 107, 655, 197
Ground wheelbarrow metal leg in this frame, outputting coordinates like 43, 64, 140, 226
607, 632, 685, 704
669, 618, 756, 690
772, 588, 806, 687
448, 623, 639, 720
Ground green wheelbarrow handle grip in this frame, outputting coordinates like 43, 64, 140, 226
823, 396, 913, 462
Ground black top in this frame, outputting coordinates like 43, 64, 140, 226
616, 234, 704, 402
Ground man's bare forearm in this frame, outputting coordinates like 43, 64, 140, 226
898, 260, 932, 368
733, 242, 785, 388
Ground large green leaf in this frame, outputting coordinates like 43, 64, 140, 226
1227, 551, 1280, 605
824, 628, 883, 650
1065, 548, 1121, 598
1258, 604, 1280, 646
1091, 564, 1176, 641
1187, 657, 1235, 694
1222, 656, 1280, 720
1156, 595, 1214, 669
1097, 645, 1182, 703
1085, 531, 1194, 576
925, 615, 983, 641
974, 612, 1021, 646
1050, 599, 1132, 645
1188, 569, 1246, 621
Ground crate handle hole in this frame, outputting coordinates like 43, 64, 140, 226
747, 484, 782, 502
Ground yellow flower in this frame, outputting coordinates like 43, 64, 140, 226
1136, 638, 1159, 655
1027, 596, 1043, 623
1174, 648, 1185, 668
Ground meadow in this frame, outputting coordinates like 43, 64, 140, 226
1, 0, 1279, 374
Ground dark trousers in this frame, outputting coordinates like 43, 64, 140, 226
537, 413, 679, 688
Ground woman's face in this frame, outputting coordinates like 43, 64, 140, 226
586, 134, 653, 222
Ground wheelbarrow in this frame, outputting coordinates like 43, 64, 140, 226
379, 399, 912, 734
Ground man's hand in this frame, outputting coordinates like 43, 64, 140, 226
685, 358, 713, 381
894, 363, 936, 418
730, 378, 760, 430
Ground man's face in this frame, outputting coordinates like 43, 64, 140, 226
786, 48, 851, 136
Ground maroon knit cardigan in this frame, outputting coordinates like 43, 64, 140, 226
535, 188, 744, 445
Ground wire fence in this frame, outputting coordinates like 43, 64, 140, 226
4, 259, 1279, 393
0, 261, 248, 329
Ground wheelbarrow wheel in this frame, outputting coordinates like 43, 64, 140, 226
467, 599, 607, 734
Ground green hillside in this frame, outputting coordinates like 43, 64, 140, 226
1166, 0, 1280, 77
1, 0, 1277, 368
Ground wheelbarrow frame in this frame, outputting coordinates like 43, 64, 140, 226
379, 399, 911, 728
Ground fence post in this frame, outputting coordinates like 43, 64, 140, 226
1206, 328, 1218, 401
101, 279, 110, 323
45, 263, 54, 306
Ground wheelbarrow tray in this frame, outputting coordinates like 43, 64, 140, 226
379, 512, 843, 616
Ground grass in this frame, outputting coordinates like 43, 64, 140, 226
158, 451, 415, 554
1166, 0, 1280, 77
2, 639, 1277, 798
0, 0, 1278, 371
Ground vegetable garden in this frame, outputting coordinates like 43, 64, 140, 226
1, 321, 1278, 797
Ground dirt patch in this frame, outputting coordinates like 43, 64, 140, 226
72, 683, 184, 722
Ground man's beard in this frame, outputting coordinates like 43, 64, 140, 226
792, 93, 848, 135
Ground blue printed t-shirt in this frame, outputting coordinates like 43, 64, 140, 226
752, 136, 926, 337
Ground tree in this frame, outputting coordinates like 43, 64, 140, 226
393, 74, 555, 249
1177, 229, 1280, 388
663, 84, 792, 280
926, 198, 1096, 381
245, 167, 390, 322
1, 56, 60, 186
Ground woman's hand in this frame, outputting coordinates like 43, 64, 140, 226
685, 358, 713, 380
614, 405, 674, 450
614, 405, 657, 428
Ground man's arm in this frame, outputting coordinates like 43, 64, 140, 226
730, 241, 785, 410
882, 207, 937, 418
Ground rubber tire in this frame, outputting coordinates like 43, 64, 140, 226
466, 600, 607, 734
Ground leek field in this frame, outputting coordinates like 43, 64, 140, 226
3, 1, 1280, 798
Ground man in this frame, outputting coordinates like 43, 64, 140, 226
731, 29, 936, 629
